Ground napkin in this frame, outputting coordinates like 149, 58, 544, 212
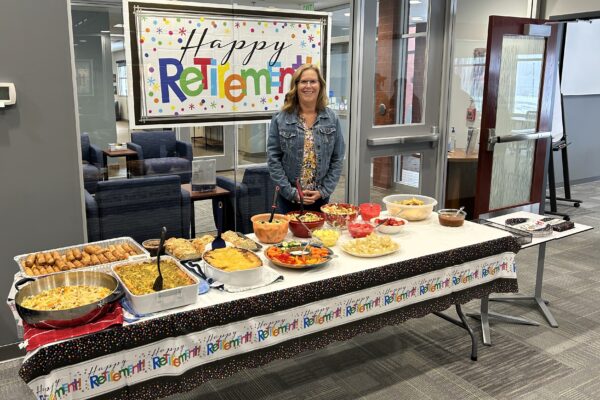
22, 302, 123, 352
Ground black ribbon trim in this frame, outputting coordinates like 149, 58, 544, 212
20, 236, 520, 382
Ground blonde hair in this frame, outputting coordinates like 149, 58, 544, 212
281, 64, 328, 114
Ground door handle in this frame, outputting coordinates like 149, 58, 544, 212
367, 134, 439, 146
487, 129, 552, 151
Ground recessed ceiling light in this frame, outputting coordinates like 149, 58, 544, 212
411, 16, 424, 21
100, 30, 111, 33
344, 13, 350, 17
409, 0, 422, 4
114, 23, 124, 28
79, 39, 87, 43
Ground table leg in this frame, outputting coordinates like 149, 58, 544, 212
190, 202, 196, 238
470, 295, 492, 346
434, 304, 477, 361
488, 243, 557, 328
102, 153, 109, 181
125, 155, 133, 179
468, 295, 539, 346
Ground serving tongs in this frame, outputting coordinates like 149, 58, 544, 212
268, 186, 280, 223
152, 227, 167, 292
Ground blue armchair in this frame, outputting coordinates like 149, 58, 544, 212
85, 175, 191, 243
213, 165, 276, 234
127, 130, 193, 183
81, 132, 105, 194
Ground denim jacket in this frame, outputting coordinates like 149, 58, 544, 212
267, 107, 345, 202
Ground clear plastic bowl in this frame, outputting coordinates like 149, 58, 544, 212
382, 194, 437, 221
437, 209, 467, 227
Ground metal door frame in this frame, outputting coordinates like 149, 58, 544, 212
348, 0, 448, 204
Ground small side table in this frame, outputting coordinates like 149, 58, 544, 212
181, 184, 230, 236
469, 211, 593, 346
102, 149, 137, 180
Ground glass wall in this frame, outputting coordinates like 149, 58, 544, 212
73, 0, 352, 241
444, 0, 531, 213
369, 0, 431, 201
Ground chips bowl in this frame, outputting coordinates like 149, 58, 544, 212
382, 194, 437, 221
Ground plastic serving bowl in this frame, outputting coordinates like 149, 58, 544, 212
437, 209, 467, 227
251, 213, 289, 243
320, 203, 359, 229
348, 221, 375, 238
382, 194, 438, 221
286, 211, 325, 238
370, 216, 408, 234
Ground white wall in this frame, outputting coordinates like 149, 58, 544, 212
449, 0, 530, 149
544, 2, 600, 184
543, 0, 600, 18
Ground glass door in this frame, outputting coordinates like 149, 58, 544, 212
474, 16, 559, 218
352, 0, 446, 204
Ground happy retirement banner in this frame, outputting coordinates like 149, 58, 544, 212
124, 0, 330, 128
29, 253, 516, 400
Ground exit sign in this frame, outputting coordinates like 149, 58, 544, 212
302, 3, 315, 11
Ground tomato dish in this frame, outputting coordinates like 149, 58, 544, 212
265, 241, 333, 269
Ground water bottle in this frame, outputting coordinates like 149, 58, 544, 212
448, 127, 456, 152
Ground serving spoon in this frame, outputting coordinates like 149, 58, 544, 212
152, 227, 167, 292
289, 215, 324, 256
268, 186, 280, 223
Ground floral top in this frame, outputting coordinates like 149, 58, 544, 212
299, 115, 317, 190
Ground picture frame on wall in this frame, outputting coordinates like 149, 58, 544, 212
75, 59, 94, 96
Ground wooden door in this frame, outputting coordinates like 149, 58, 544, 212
474, 16, 559, 218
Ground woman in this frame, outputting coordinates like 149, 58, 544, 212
267, 64, 345, 215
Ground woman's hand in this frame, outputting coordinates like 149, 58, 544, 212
302, 190, 322, 205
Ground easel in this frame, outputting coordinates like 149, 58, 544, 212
544, 21, 582, 221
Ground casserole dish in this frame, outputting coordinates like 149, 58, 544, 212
112, 256, 199, 315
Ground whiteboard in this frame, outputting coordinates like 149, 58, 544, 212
561, 19, 600, 95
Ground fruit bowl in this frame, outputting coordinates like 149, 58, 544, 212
370, 216, 407, 234
250, 213, 289, 243
348, 221, 375, 238
382, 194, 437, 221
312, 227, 341, 247
359, 203, 381, 221
320, 203, 359, 229
286, 211, 325, 238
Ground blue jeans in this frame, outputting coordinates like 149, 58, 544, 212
277, 194, 329, 215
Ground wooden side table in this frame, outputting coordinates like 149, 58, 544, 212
102, 149, 137, 180
181, 184, 230, 236
445, 148, 478, 213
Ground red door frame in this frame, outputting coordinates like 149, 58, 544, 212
474, 16, 559, 218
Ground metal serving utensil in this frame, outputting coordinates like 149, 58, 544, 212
290, 217, 324, 256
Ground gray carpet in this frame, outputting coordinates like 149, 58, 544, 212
2, 181, 598, 400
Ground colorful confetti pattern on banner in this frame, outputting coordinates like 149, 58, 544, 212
136, 13, 324, 119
